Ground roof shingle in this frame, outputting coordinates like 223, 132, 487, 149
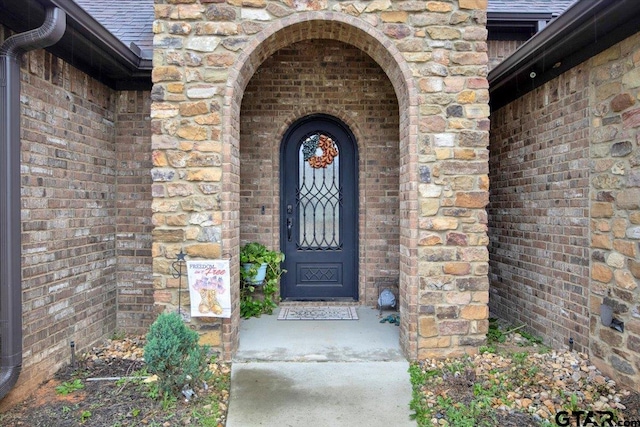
74, 0, 154, 56
488, 0, 578, 15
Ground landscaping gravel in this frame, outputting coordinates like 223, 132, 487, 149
412, 331, 640, 426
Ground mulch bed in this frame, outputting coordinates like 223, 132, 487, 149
0, 337, 230, 427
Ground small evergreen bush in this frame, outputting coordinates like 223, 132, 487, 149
144, 312, 212, 398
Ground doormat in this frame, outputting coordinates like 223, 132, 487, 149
277, 306, 358, 321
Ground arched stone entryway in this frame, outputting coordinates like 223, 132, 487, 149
150, 3, 490, 363
222, 13, 420, 358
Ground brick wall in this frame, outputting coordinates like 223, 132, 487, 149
487, 39, 525, 70
240, 39, 400, 305
16, 46, 118, 402
489, 65, 591, 352
115, 91, 154, 333
1, 25, 154, 406
489, 32, 640, 388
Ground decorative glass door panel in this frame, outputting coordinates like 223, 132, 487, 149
281, 115, 358, 300
298, 134, 340, 250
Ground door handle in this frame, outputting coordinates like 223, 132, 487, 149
287, 218, 293, 242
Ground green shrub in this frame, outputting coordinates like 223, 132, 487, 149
143, 312, 212, 398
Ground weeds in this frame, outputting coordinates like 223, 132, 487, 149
487, 318, 506, 343
478, 345, 496, 354
110, 329, 127, 341
80, 410, 92, 423
55, 379, 84, 396
409, 320, 571, 426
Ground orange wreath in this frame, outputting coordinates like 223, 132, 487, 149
307, 135, 338, 169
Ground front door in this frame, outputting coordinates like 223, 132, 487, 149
280, 115, 358, 300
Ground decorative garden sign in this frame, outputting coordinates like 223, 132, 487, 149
186, 260, 231, 318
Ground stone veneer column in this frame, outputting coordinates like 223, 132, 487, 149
589, 34, 640, 389
151, 0, 489, 360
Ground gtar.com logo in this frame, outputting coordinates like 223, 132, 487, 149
555, 410, 640, 426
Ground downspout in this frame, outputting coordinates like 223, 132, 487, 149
0, 7, 66, 401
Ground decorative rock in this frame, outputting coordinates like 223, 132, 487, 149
443, 262, 470, 275
623, 108, 640, 129
266, 3, 292, 17
365, 0, 391, 12
177, 125, 207, 141
196, 22, 239, 36
151, 168, 176, 182
592, 263, 613, 283
610, 355, 636, 375
383, 24, 412, 39
381, 11, 408, 23
204, 5, 236, 21
627, 226, 640, 239
592, 202, 614, 217
152, 229, 185, 243
446, 232, 468, 246
614, 269, 638, 290
611, 140, 633, 157
617, 188, 640, 209
458, 0, 487, 9
630, 259, 640, 279
186, 86, 218, 99
455, 191, 488, 208
421, 199, 440, 216
419, 166, 431, 183
185, 37, 220, 52
240, 8, 271, 20
171, 4, 204, 20
426, 2, 453, 12
611, 93, 635, 111
427, 27, 461, 40
622, 68, 640, 88
186, 168, 222, 182
607, 252, 626, 268
185, 243, 221, 259
423, 217, 458, 230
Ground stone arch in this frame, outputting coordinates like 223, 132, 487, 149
221, 12, 419, 358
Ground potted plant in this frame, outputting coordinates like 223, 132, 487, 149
240, 242, 271, 285
239, 242, 286, 318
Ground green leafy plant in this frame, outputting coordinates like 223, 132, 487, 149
239, 241, 271, 263
518, 329, 544, 345
486, 318, 506, 343
55, 379, 84, 396
512, 351, 528, 364
80, 410, 92, 423
240, 242, 286, 318
479, 345, 496, 354
110, 329, 127, 341
143, 312, 213, 398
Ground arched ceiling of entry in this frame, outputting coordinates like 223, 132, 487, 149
227, 12, 417, 115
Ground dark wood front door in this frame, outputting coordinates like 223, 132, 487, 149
280, 115, 358, 300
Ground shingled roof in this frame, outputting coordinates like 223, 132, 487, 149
74, 0, 154, 58
69, 0, 578, 57
488, 0, 578, 15
69, 0, 578, 60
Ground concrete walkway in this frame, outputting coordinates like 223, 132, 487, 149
226, 307, 415, 427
